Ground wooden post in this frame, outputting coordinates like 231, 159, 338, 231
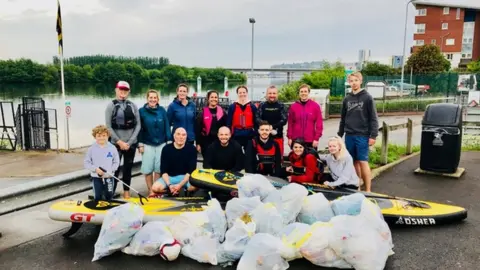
406, 118, 413, 154
381, 121, 389, 165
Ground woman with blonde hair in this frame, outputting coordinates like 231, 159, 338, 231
319, 136, 360, 189
138, 89, 171, 196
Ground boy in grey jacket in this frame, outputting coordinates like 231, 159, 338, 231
84, 125, 120, 202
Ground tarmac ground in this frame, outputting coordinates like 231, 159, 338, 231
1, 151, 479, 270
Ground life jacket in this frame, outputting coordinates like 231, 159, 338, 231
201, 106, 224, 136
111, 100, 137, 130
231, 103, 254, 130
289, 147, 325, 179
252, 138, 277, 172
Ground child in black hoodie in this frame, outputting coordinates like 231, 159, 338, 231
337, 72, 378, 192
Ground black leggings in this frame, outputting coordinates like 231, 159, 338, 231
113, 144, 136, 192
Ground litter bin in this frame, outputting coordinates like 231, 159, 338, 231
420, 103, 463, 173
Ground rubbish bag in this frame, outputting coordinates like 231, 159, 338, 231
225, 196, 262, 228
122, 221, 180, 260
168, 212, 210, 245
329, 214, 392, 270
237, 233, 290, 270
331, 193, 366, 216
237, 174, 276, 200
250, 202, 284, 237
299, 222, 352, 269
357, 198, 394, 251
278, 183, 309, 225
297, 193, 335, 224
216, 218, 256, 263
92, 203, 144, 262
202, 198, 227, 243
280, 222, 311, 261
181, 234, 219, 265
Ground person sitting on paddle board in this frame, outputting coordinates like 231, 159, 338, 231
151, 127, 198, 197
195, 90, 227, 159
245, 120, 283, 178
83, 125, 120, 202
319, 136, 360, 189
203, 126, 244, 172
226, 85, 258, 151
285, 138, 322, 184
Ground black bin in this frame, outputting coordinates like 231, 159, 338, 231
420, 103, 463, 174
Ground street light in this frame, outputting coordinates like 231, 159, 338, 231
249, 17, 255, 100
401, 0, 415, 92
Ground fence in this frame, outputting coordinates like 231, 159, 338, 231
379, 118, 416, 165
0, 101, 17, 151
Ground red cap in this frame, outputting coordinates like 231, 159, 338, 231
116, 81, 130, 90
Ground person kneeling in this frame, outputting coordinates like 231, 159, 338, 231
285, 139, 321, 184
151, 127, 198, 197
245, 120, 283, 178
203, 126, 244, 172
320, 136, 360, 189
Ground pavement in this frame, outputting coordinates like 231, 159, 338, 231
1, 150, 479, 269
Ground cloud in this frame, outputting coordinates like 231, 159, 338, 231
0, 0, 419, 67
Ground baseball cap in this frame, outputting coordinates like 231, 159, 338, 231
116, 81, 130, 90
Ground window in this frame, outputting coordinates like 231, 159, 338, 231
456, 8, 461, 19
416, 23, 426, 33
442, 23, 448, 30
446, 54, 453, 60
431, 39, 436, 44
446, 38, 455, 45
417, 8, 427, 16
415, 40, 425, 46
443, 7, 450, 14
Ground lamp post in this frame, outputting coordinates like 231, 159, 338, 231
249, 17, 255, 100
401, 0, 414, 92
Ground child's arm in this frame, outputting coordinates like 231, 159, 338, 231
83, 147, 97, 174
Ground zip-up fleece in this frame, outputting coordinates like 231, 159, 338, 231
287, 99, 323, 143
167, 98, 196, 142
337, 89, 379, 139
138, 103, 171, 146
84, 142, 120, 177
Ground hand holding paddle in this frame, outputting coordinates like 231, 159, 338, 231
98, 167, 149, 205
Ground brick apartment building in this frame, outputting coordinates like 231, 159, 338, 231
412, 0, 480, 68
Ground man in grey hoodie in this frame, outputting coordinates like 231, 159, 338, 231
105, 81, 141, 199
337, 72, 378, 192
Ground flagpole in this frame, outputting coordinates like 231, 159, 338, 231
59, 48, 69, 151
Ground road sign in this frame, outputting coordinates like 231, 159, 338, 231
65, 105, 71, 118
65, 101, 71, 106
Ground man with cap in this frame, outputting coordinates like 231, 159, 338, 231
105, 81, 141, 199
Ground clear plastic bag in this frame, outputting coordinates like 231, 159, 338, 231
278, 183, 309, 225
92, 203, 144, 262
122, 221, 179, 258
181, 234, 219, 265
202, 198, 227, 243
279, 222, 311, 261
329, 214, 392, 270
237, 233, 290, 270
331, 193, 366, 216
216, 218, 256, 263
237, 174, 276, 200
225, 196, 262, 228
168, 212, 210, 245
250, 202, 284, 237
297, 193, 335, 224
299, 222, 352, 269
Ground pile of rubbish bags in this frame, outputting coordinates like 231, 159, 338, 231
91, 174, 394, 270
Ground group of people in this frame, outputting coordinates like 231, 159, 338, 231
83, 71, 379, 201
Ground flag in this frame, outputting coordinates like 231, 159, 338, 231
56, 0, 63, 54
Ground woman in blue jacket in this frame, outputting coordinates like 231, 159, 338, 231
138, 89, 171, 195
167, 83, 197, 144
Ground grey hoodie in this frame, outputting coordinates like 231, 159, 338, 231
84, 142, 120, 177
319, 152, 359, 187
338, 89, 379, 139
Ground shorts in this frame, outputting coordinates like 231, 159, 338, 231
345, 135, 369, 162
140, 143, 165, 175
156, 174, 191, 189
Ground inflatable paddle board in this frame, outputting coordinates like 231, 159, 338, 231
48, 196, 211, 238
189, 169, 468, 227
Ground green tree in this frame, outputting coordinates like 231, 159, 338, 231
405, 44, 451, 74
467, 60, 480, 73
361, 62, 400, 76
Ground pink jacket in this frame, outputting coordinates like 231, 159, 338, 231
287, 99, 323, 143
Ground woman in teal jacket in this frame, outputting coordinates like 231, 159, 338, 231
167, 83, 197, 144
138, 89, 171, 195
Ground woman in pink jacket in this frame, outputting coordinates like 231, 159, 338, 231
287, 83, 323, 149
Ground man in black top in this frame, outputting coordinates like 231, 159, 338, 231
256, 85, 287, 156
203, 126, 244, 172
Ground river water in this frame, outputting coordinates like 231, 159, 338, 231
0, 78, 289, 149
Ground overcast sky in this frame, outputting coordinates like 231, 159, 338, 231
0, 0, 428, 68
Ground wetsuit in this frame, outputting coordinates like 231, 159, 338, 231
245, 136, 282, 177
203, 139, 244, 172
256, 100, 287, 156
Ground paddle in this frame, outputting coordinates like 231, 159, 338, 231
99, 167, 149, 205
